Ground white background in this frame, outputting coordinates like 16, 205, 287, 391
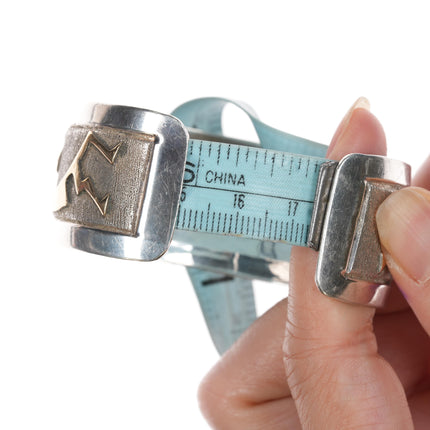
1, 1, 430, 428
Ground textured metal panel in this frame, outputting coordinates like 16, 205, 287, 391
55, 124, 155, 236
344, 179, 404, 283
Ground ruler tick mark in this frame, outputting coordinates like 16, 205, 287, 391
206, 203, 211, 231
188, 209, 192, 229
201, 275, 234, 286
195, 142, 202, 185
193, 210, 198, 230
290, 219, 294, 242
263, 210, 268, 237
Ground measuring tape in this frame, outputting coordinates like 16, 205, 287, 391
177, 139, 324, 246
172, 98, 327, 250
169, 98, 328, 353
54, 98, 410, 355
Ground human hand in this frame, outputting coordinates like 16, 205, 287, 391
198, 100, 430, 429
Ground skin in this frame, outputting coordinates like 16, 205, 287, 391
198, 102, 430, 429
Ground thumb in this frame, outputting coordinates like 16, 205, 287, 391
376, 186, 430, 334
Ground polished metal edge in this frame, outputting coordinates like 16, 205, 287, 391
315, 153, 411, 307
307, 160, 338, 250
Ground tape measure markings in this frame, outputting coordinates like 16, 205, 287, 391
176, 139, 325, 247
176, 206, 310, 243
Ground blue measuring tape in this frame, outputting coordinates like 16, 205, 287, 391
170, 98, 328, 354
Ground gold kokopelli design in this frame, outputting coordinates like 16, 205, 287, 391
56, 131, 121, 216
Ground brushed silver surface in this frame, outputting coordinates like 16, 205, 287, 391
344, 179, 404, 283
55, 125, 154, 235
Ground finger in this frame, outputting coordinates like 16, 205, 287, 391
412, 154, 430, 189
409, 389, 430, 430
374, 309, 430, 397
376, 186, 430, 335
198, 299, 301, 429
284, 100, 414, 429
327, 97, 385, 158
376, 281, 409, 314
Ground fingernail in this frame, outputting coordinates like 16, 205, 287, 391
328, 97, 370, 156
376, 187, 430, 283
